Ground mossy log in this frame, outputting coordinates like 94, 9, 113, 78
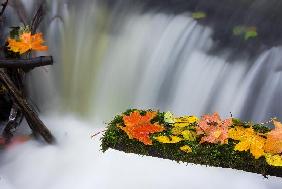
0, 69, 54, 143
101, 110, 282, 178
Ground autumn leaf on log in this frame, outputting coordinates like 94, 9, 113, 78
229, 127, 265, 159
196, 113, 232, 144
119, 111, 165, 145
7, 32, 48, 54
264, 120, 282, 154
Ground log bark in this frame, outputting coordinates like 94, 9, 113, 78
0, 69, 54, 143
0, 56, 53, 69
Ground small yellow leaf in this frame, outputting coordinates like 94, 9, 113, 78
180, 145, 192, 153
265, 153, 282, 167
154, 135, 182, 144
164, 111, 175, 124
171, 127, 185, 135
181, 130, 196, 141
174, 116, 198, 127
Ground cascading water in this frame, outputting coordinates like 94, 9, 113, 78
38, 0, 282, 123
1, 1, 282, 189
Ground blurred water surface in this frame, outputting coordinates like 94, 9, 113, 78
30, 0, 282, 122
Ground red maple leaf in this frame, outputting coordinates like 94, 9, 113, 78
196, 112, 232, 144
120, 111, 165, 145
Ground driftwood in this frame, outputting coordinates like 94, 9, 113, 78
0, 69, 54, 143
0, 56, 53, 69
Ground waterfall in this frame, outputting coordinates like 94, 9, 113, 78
34, 0, 282, 123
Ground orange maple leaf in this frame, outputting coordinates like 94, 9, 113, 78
264, 120, 282, 154
7, 32, 48, 54
119, 111, 165, 145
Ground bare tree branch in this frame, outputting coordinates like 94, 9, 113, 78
31, 3, 45, 33
0, 0, 9, 16
0, 69, 55, 143
0, 56, 53, 69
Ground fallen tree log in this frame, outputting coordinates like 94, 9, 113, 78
102, 109, 282, 178
0, 56, 53, 69
0, 69, 54, 143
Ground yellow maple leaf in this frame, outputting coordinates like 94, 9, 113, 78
264, 120, 282, 154
154, 135, 182, 143
171, 127, 185, 135
229, 127, 265, 159
265, 153, 282, 167
174, 116, 198, 127
181, 130, 197, 141
7, 32, 48, 54
180, 145, 192, 153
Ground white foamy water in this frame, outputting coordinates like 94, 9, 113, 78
0, 115, 281, 189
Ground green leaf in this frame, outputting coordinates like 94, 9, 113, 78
244, 29, 258, 40
192, 11, 207, 19
232, 25, 258, 40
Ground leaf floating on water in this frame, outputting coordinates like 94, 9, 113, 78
192, 11, 206, 19
244, 27, 258, 40
232, 25, 258, 40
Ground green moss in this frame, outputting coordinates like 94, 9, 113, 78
101, 110, 282, 178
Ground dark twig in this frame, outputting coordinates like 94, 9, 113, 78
91, 129, 106, 138
0, 56, 53, 69
31, 3, 45, 34
0, 0, 9, 16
